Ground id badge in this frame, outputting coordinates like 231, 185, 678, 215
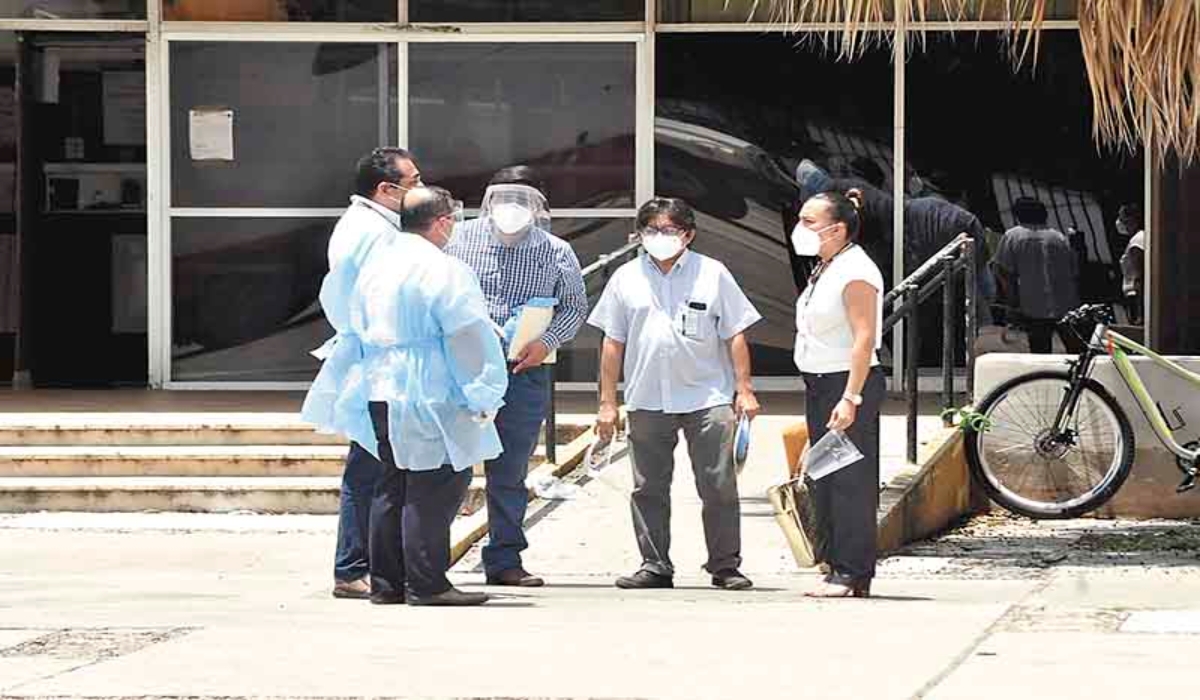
680, 301, 707, 340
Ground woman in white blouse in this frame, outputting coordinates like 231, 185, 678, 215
792, 189, 886, 599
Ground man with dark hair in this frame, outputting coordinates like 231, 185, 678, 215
322, 146, 421, 600
992, 197, 1081, 354
304, 184, 506, 607
589, 197, 761, 591
445, 165, 587, 588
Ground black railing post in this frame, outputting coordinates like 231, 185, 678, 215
964, 238, 978, 401
942, 255, 956, 415
906, 285, 920, 464
545, 363, 557, 464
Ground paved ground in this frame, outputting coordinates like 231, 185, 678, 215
2, 415, 1199, 699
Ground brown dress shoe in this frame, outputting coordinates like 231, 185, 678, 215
332, 577, 371, 600
406, 587, 489, 607
485, 567, 545, 587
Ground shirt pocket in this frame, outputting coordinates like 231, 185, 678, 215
678, 299, 717, 343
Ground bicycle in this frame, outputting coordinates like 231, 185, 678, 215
964, 304, 1200, 519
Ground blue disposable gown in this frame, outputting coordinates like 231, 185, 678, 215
301, 231, 509, 471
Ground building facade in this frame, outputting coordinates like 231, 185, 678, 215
0, 1, 1189, 390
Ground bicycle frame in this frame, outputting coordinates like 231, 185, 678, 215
1078, 322, 1200, 463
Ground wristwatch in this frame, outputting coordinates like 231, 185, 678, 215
842, 391, 863, 407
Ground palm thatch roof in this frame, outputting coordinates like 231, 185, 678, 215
755, 1, 1200, 163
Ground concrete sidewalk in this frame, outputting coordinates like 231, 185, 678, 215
1, 415, 1199, 699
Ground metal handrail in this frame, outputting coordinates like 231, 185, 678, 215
543, 240, 642, 464
880, 234, 978, 463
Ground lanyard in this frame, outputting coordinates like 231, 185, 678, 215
800, 242, 856, 310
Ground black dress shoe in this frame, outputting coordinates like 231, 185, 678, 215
369, 590, 406, 605
406, 587, 489, 607
615, 569, 674, 589
711, 569, 754, 591
485, 567, 545, 587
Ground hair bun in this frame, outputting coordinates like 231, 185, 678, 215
845, 188, 865, 210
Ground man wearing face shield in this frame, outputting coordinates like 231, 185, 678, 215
445, 166, 587, 588
303, 185, 507, 606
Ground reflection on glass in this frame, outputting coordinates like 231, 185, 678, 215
172, 218, 334, 382
409, 43, 635, 208
544, 217, 635, 381
170, 42, 396, 208
413, 0, 642, 22
908, 32, 1144, 355
0, 0, 145, 18
656, 34, 893, 375
163, 0, 394, 21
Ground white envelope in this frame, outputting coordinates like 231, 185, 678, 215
508, 305, 557, 364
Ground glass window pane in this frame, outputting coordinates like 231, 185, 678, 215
409, 43, 635, 209
546, 217, 635, 382
172, 217, 333, 382
657, 33, 894, 375
908, 32, 1145, 355
170, 42, 397, 209
163, 1, 395, 22
412, 1, 642, 22
0, 0, 145, 19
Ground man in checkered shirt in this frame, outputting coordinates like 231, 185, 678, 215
446, 165, 586, 588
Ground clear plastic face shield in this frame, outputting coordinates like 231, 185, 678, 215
479, 184, 550, 245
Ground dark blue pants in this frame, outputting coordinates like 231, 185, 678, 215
333, 441, 383, 582
482, 366, 550, 577
367, 402, 472, 598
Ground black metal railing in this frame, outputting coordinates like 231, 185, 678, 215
543, 239, 642, 464
881, 233, 979, 463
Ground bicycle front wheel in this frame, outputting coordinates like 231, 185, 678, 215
966, 371, 1135, 519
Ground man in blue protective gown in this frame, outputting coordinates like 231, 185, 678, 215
302, 186, 508, 607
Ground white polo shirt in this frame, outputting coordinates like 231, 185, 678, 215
793, 245, 884, 375
587, 250, 762, 414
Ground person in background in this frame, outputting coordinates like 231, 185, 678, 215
322, 147, 422, 600
590, 197, 761, 591
992, 197, 1082, 354
446, 166, 587, 588
792, 189, 886, 599
303, 186, 507, 607
1118, 205, 1146, 324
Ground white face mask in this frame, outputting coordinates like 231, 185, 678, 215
491, 203, 534, 239
791, 222, 835, 257
641, 233, 685, 262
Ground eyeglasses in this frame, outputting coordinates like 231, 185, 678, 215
639, 225, 688, 237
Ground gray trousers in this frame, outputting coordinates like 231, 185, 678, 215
627, 405, 741, 576
802, 368, 885, 581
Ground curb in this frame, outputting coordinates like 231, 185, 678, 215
876, 426, 977, 555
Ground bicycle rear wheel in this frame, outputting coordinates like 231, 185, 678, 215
966, 371, 1135, 519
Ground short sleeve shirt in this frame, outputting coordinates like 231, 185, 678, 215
794, 245, 884, 375
587, 250, 762, 414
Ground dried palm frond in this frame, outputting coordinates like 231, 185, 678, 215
757, 1, 1200, 162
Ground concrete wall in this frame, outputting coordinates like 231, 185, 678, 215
975, 354, 1200, 518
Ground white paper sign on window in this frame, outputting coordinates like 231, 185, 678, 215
188, 108, 234, 161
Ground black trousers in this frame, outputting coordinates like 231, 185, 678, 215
802, 367, 885, 581
367, 402, 472, 598
1026, 319, 1085, 355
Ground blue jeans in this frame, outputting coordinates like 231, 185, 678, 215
482, 366, 550, 576
333, 441, 384, 582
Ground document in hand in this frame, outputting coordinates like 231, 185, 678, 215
506, 297, 558, 364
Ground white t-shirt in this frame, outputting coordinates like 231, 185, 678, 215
793, 245, 884, 374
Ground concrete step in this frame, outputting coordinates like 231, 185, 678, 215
0, 476, 487, 515
0, 445, 350, 477
0, 414, 590, 448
